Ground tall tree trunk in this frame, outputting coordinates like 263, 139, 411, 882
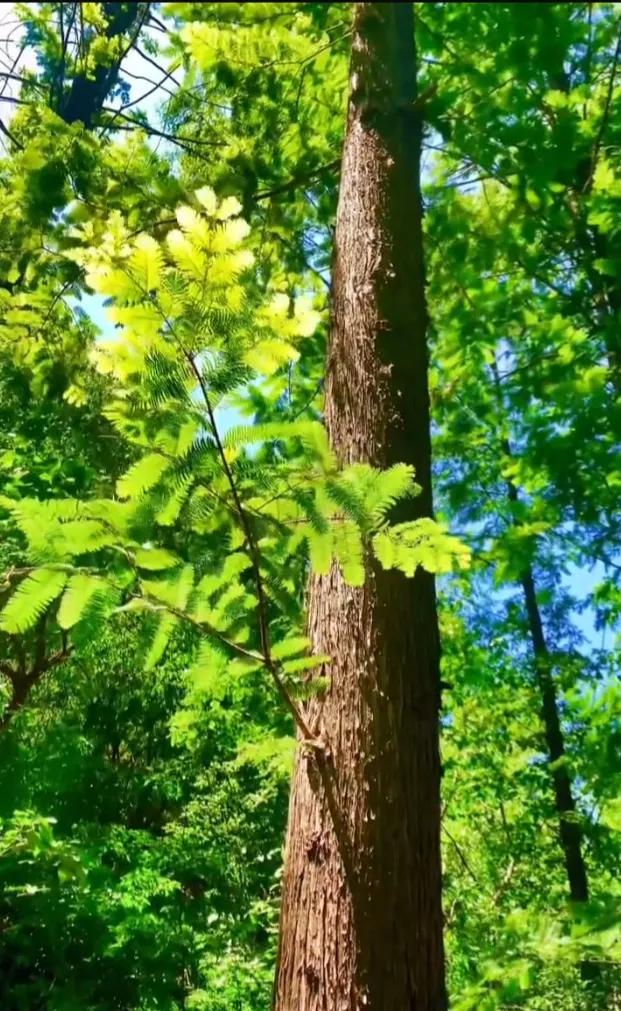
274, 5, 446, 1010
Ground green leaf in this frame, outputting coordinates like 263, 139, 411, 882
129, 233, 164, 292
281, 654, 330, 675
135, 547, 181, 571
144, 613, 178, 670
271, 636, 311, 660
57, 573, 109, 629
186, 641, 231, 697
372, 520, 471, 577
601, 798, 621, 832
1, 568, 67, 634
142, 564, 194, 608
333, 521, 365, 586
117, 454, 171, 500
308, 529, 332, 574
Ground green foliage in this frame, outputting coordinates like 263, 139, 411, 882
0, 618, 288, 1011
1, 193, 466, 665
0, 3, 619, 1009
0, 568, 67, 634
57, 572, 110, 629
373, 518, 471, 577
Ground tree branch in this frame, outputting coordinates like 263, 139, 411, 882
186, 352, 316, 742
584, 19, 621, 192
254, 158, 340, 201
0, 117, 22, 149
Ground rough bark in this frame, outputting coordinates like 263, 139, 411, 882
274, 5, 446, 1010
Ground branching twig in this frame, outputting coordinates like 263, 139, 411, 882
255, 158, 340, 201
186, 352, 316, 742
0, 117, 21, 149
133, 45, 182, 90
442, 825, 479, 884
101, 106, 224, 149
584, 20, 621, 192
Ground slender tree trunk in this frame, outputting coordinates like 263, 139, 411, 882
274, 6, 446, 1010
517, 561, 602, 986
518, 564, 589, 903
494, 378, 592, 910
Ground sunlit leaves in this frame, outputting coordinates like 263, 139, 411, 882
117, 455, 172, 501
373, 519, 472, 577
0, 568, 67, 634
134, 547, 181, 571
57, 573, 110, 630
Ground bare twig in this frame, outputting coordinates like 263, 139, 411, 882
442, 825, 479, 884
101, 106, 224, 149
134, 45, 182, 90
0, 117, 21, 149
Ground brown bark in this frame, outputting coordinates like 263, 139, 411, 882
0, 618, 71, 732
274, 5, 446, 1010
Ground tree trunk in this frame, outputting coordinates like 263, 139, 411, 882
494, 385, 592, 911
274, 5, 446, 1010
518, 562, 601, 986
518, 566, 590, 903
60, 3, 146, 128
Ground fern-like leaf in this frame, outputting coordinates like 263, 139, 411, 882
307, 528, 333, 575
142, 565, 194, 609
144, 613, 177, 671
117, 454, 171, 500
1, 569, 67, 634
134, 546, 181, 571
129, 234, 164, 293
57, 573, 109, 629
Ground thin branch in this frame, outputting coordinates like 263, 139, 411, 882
584, 19, 621, 191
255, 158, 340, 201
290, 378, 324, 421
103, 73, 178, 133
186, 352, 315, 742
115, 4, 153, 77
492, 857, 516, 904
146, 14, 169, 34
0, 642, 73, 732
442, 825, 480, 884
100, 106, 224, 147
56, 2, 76, 108
0, 117, 22, 149
120, 66, 177, 99
133, 45, 182, 89
138, 597, 265, 665
108, 255, 318, 743
0, 94, 30, 105
0, 71, 44, 90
